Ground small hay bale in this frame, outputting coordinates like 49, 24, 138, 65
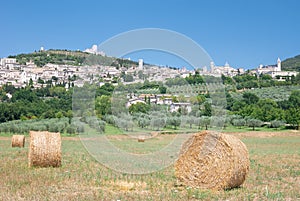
137, 135, 145, 142
11, 135, 25, 148
28, 131, 61, 168
175, 131, 250, 190
137, 138, 145, 142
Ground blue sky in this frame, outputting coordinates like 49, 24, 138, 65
1, 0, 300, 69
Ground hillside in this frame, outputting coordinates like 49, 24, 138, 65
8, 49, 138, 68
282, 54, 300, 72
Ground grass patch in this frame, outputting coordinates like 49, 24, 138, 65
222, 125, 287, 132
104, 124, 123, 135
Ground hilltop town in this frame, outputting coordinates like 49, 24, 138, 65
0, 46, 298, 89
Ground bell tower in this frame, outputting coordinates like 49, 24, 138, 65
277, 57, 281, 72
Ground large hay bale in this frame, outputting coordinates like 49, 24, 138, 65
28, 131, 61, 168
11, 135, 25, 148
175, 131, 250, 190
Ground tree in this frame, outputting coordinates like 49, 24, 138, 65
252, 99, 283, 122
41, 109, 56, 119
211, 116, 226, 129
165, 77, 187, 87
52, 76, 58, 82
260, 74, 272, 80
198, 116, 210, 130
285, 108, 300, 129
11, 89, 38, 103
221, 74, 234, 85
95, 95, 112, 116
167, 116, 181, 129
294, 73, 300, 84
288, 90, 300, 108
270, 120, 284, 130
137, 117, 150, 128
185, 73, 204, 85
150, 117, 166, 131
232, 118, 246, 128
190, 94, 206, 105
29, 78, 34, 86
186, 116, 196, 128
129, 102, 150, 114
3, 84, 16, 94
242, 92, 259, 105
116, 114, 134, 131
37, 77, 44, 84
159, 86, 167, 94
247, 118, 263, 131
231, 101, 246, 112
202, 102, 212, 116
123, 74, 134, 82
137, 70, 144, 80
55, 111, 64, 118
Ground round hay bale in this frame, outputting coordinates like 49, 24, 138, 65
137, 139, 145, 142
28, 131, 62, 168
137, 136, 145, 142
174, 131, 250, 190
11, 135, 25, 148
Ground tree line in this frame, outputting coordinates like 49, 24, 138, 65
0, 72, 300, 134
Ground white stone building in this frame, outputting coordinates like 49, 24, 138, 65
256, 58, 298, 79
0, 58, 17, 70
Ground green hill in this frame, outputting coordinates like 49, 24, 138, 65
282, 54, 300, 72
8, 49, 138, 68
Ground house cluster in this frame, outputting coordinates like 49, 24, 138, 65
0, 57, 97, 88
251, 58, 298, 80
0, 50, 297, 89
126, 93, 192, 113
132, 65, 193, 83
0, 55, 196, 88
0, 57, 121, 88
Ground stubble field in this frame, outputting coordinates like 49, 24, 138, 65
0, 130, 299, 201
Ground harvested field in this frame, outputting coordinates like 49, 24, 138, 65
0, 131, 299, 200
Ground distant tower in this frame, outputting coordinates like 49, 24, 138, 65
210, 61, 215, 72
40, 46, 44, 52
138, 59, 143, 70
92, 45, 98, 53
224, 61, 229, 67
277, 57, 281, 72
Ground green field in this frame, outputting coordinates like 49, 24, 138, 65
0, 131, 299, 200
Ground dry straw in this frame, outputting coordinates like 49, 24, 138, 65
11, 135, 25, 148
137, 139, 145, 142
137, 135, 146, 142
28, 131, 62, 168
175, 131, 250, 190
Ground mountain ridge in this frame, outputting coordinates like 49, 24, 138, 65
282, 55, 300, 72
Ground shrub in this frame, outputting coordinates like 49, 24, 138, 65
66, 125, 76, 134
